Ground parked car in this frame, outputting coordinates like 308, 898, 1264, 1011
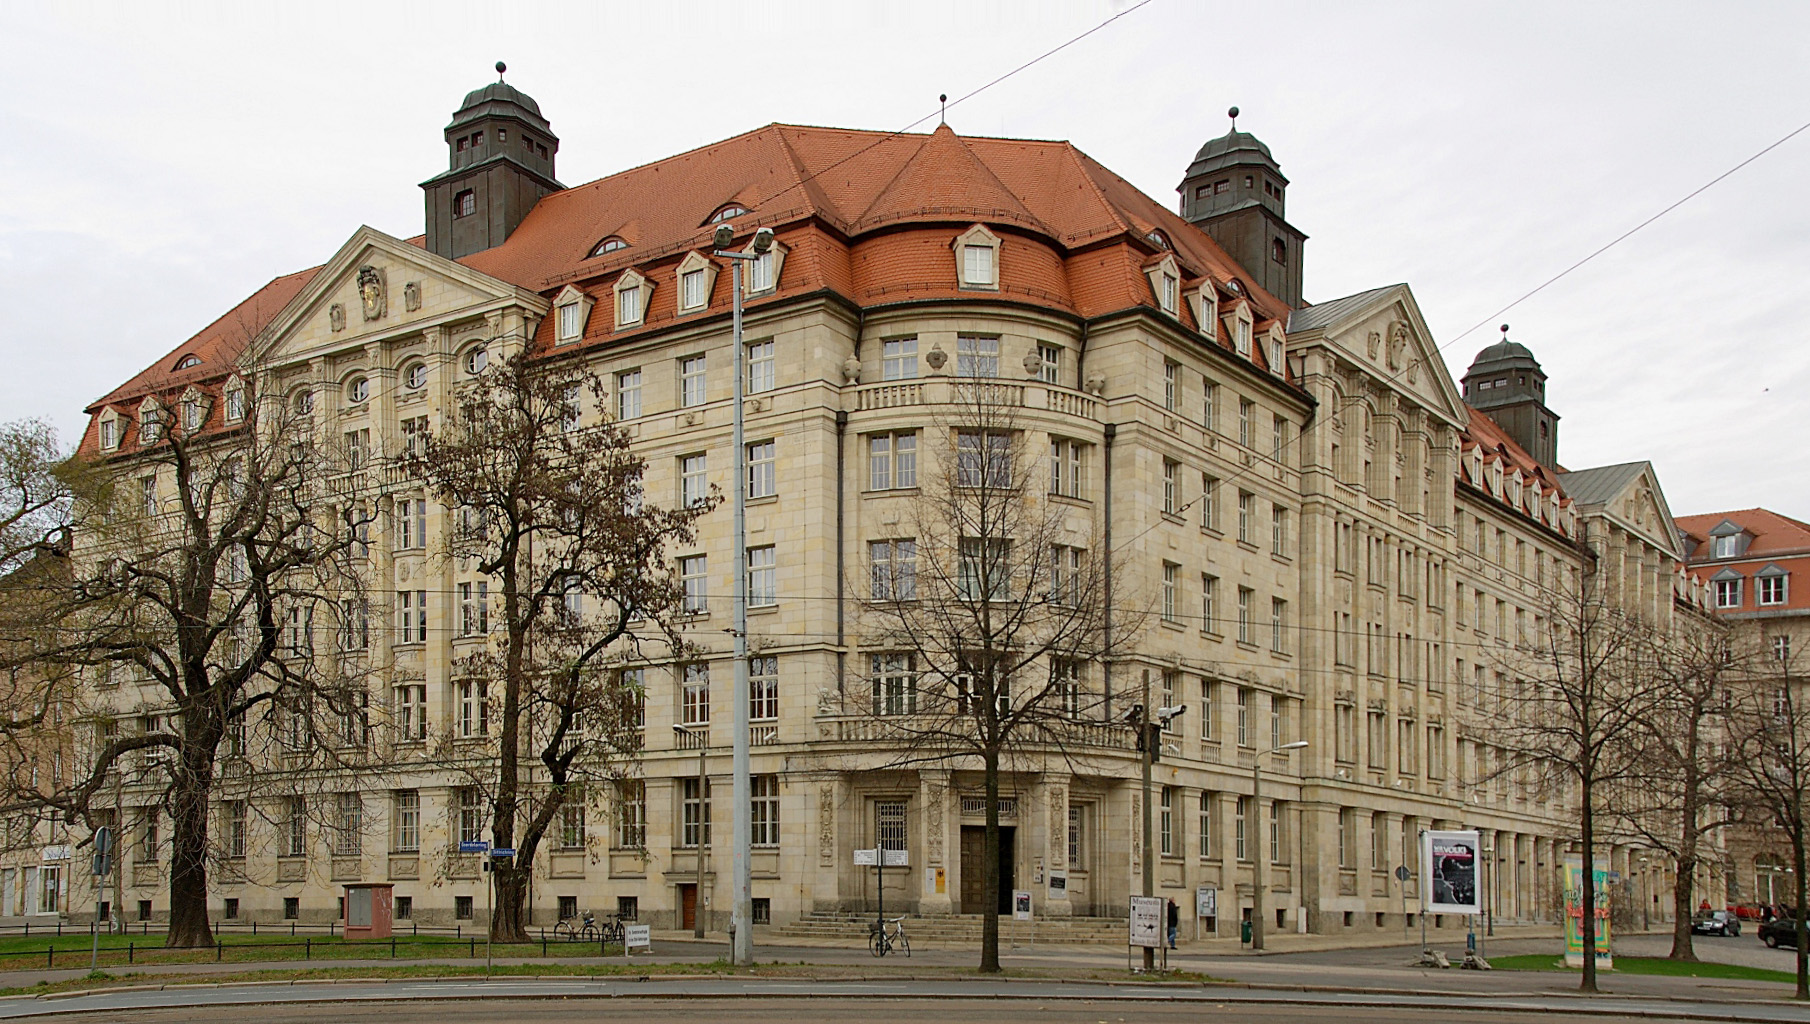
1690, 910, 1741, 936
1760, 915, 1805, 948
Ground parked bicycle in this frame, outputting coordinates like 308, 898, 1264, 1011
553, 910, 599, 942
868, 915, 909, 957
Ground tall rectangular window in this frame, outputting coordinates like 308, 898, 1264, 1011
1049, 438, 1086, 498
870, 653, 916, 716
1202, 378, 1218, 431
876, 800, 907, 852
680, 355, 707, 407
1159, 786, 1174, 856
393, 791, 420, 852
1162, 562, 1179, 622
1201, 573, 1218, 633
1367, 711, 1386, 769
1269, 801, 1283, 864
1272, 415, 1288, 463
1237, 491, 1253, 544
1238, 399, 1254, 448
1201, 474, 1219, 531
680, 555, 708, 613
334, 793, 362, 856
750, 656, 778, 721
746, 440, 776, 499
394, 684, 427, 741
682, 662, 711, 725
396, 591, 427, 644
1271, 505, 1288, 556
457, 680, 489, 737
681, 269, 707, 309
1048, 544, 1082, 606
1236, 587, 1253, 644
955, 335, 999, 378
559, 802, 586, 849
869, 539, 918, 600
616, 780, 646, 849
750, 775, 780, 847
1163, 361, 1179, 411
1271, 598, 1288, 654
882, 338, 918, 380
1235, 687, 1250, 746
1235, 797, 1248, 860
681, 454, 708, 507
398, 498, 427, 550
226, 801, 247, 858
962, 245, 995, 286
458, 581, 488, 636
747, 545, 776, 607
615, 370, 642, 419
283, 797, 307, 858
1038, 344, 1061, 384
749, 249, 776, 292
457, 788, 484, 845
746, 341, 775, 394
682, 777, 711, 848
1198, 791, 1213, 859
868, 432, 917, 490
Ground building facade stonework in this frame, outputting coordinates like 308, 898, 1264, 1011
34, 78, 1709, 936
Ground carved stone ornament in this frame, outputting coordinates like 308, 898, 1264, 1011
1365, 331, 1381, 360
818, 786, 836, 866
924, 343, 948, 372
329, 303, 347, 333
1022, 349, 1043, 377
358, 265, 386, 321
841, 355, 861, 385
1407, 359, 1420, 385
404, 281, 422, 312
1083, 373, 1106, 396
1387, 321, 1408, 371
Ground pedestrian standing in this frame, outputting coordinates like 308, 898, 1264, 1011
1167, 898, 1180, 950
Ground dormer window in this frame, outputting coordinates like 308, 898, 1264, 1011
1267, 335, 1285, 377
674, 252, 718, 315
1712, 534, 1737, 558
953, 224, 1001, 291
1232, 303, 1253, 357
99, 414, 119, 451
1142, 254, 1181, 316
180, 392, 205, 431
746, 237, 786, 296
553, 285, 595, 346
1146, 230, 1170, 250
615, 269, 653, 328
223, 379, 245, 423
174, 355, 200, 371
588, 237, 628, 259
139, 400, 163, 444
455, 190, 476, 219
1194, 285, 1218, 341
1757, 565, 1790, 606
707, 204, 749, 225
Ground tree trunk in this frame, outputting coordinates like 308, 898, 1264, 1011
492, 862, 530, 943
980, 748, 1001, 973
1668, 851, 1696, 961
165, 739, 216, 948
1579, 779, 1597, 993
1793, 826, 1807, 1000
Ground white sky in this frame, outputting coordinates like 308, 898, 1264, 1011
3, 0, 1807, 520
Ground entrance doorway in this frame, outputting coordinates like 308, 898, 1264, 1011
959, 825, 1015, 914
678, 884, 697, 931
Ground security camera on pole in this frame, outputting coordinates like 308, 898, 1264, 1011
712, 221, 775, 968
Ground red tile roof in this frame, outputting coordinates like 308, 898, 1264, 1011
1676, 508, 1810, 561
1459, 406, 1571, 532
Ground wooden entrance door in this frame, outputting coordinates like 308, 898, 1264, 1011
679, 884, 697, 931
959, 827, 985, 913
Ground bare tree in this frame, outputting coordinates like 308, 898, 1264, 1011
21, 382, 373, 947
0, 418, 82, 576
413, 353, 712, 942
1604, 619, 1738, 961
1488, 558, 1664, 992
1726, 636, 1810, 999
849, 384, 1121, 973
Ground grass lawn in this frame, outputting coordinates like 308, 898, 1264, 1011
0, 932, 624, 970
1490, 953, 1800, 984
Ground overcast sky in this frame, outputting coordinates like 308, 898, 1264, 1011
3, 1, 1806, 520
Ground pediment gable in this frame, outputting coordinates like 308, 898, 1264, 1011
250, 226, 548, 366
1287, 284, 1467, 428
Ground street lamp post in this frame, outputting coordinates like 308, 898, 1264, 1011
1250, 740, 1308, 951
712, 223, 774, 968
674, 723, 708, 939
1132, 669, 1187, 970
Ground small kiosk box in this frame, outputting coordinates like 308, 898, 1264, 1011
342, 883, 394, 940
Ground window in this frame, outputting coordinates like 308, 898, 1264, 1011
614, 369, 643, 419
958, 538, 1012, 601
749, 248, 777, 293
1234, 797, 1248, 860
1271, 505, 1288, 556
680, 454, 709, 507
100, 417, 118, 450
394, 896, 412, 920
742, 339, 776, 393
876, 799, 908, 853
1713, 533, 1739, 558
870, 539, 918, 601
393, 791, 420, 852
680, 355, 707, 407
1774, 635, 1792, 664
1268, 337, 1285, 377
139, 476, 158, 517
961, 244, 995, 287
182, 397, 204, 431
616, 780, 646, 849
747, 545, 776, 606
457, 680, 489, 737
334, 793, 362, 856
681, 268, 708, 310
455, 189, 475, 218
1236, 588, 1253, 644
1055, 659, 1083, 717
394, 684, 427, 741
1201, 474, 1219, 531
1235, 317, 1252, 357
558, 802, 585, 850
1427, 725, 1445, 778
1038, 344, 1061, 384
455, 896, 472, 920
1398, 718, 1418, 774
617, 281, 643, 326
398, 498, 427, 550
400, 415, 429, 459
681, 777, 712, 848
557, 300, 587, 344
1068, 805, 1088, 869
1197, 791, 1214, 859
1237, 491, 1253, 544
1235, 688, 1249, 746
1367, 711, 1386, 769
1159, 274, 1178, 314
1201, 574, 1218, 633
457, 582, 489, 636
955, 431, 1011, 488
882, 338, 918, 380
751, 775, 779, 847
1159, 787, 1174, 856
457, 788, 484, 845
137, 807, 160, 863
1049, 438, 1086, 498
870, 653, 917, 715
746, 440, 776, 498
344, 429, 369, 471
750, 656, 778, 721
283, 797, 307, 858
681, 555, 708, 613
1162, 459, 1180, 514
1271, 599, 1288, 654
956, 335, 1000, 377
395, 590, 427, 644
1163, 361, 1179, 411
589, 237, 627, 258
464, 346, 488, 376
672, 662, 709, 727
1760, 573, 1788, 606
226, 801, 246, 858
1162, 562, 1179, 622
869, 432, 917, 490
1716, 578, 1742, 609
141, 403, 164, 443
708, 204, 747, 224
1269, 802, 1283, 863
1049, 544, 1082, 607
284, 605, 313, 653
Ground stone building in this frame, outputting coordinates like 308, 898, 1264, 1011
43, 75, 1703, 937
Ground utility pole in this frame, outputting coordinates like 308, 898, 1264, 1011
1140, 669, 1154, 971
714, 222, 773, 968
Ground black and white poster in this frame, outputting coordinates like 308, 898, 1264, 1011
1421, 829, 1481, 915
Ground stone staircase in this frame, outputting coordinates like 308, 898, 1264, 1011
771, 911, 1129, 946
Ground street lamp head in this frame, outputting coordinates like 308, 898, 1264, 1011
672, 723, 690, 734
1279, 740, 1308, 751
751, 227, 775, 254
713, 224, 736, 250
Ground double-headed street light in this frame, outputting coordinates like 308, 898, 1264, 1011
712, 222, 774, 968
1250, 739, 1308, 951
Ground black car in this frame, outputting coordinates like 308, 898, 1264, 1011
1691, 910, 1741, 937
1760, 915, 1805, 948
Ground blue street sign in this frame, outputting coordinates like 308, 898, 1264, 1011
491, 848, 515, 858
458, 840, 491, 854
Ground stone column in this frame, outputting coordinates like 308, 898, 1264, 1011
1044, 775, 1072, 918
919, 770, 953, 916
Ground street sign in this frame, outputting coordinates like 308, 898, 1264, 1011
853, 848, 907, 866
491, 848, 515, 858
458, 840, 491, 854
1128, 895, 1163, 948
624, 923, 652, 951
1394, 865, 1411, 882
91, 828, 112, 877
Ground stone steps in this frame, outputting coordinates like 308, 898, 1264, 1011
772, 912, 1128, 945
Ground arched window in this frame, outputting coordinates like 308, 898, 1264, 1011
347, 377, 370, 404
1271, 238, 1287, 265
465, 346, 489, 376
588, 237, 628, 258
707, 204, 748, 225
173, 355, 201, 370
404, 362, 429, 390
1145, 230, 1170, 250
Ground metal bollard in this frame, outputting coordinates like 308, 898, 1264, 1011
47, 945, 53, 969
128, 942, 134, 964
305, 937, 311, 960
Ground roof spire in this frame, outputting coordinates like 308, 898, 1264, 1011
1227, 105, 1239, 133
1500, 323, 1511, 340
495, 60, 507, 82
939, 93, 948, 126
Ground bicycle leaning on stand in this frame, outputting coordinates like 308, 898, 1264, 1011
868, 915, 910, 957
553, 911, 600, 942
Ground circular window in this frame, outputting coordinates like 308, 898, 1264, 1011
347, 377, 370, 404
405, 363, 428, 390
293, 390, 314, 416
465, 346, 489, 375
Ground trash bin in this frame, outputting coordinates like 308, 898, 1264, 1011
1240, 920, 1252, 944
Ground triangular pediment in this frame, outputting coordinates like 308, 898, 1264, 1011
1286, 283, 1467, 428
250, 225, 548, 366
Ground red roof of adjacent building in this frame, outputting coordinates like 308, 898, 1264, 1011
1676, 508, 1810, 562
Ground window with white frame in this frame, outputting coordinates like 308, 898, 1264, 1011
1271, 505, 1288, 556
681, 662, 710, 725
1237, 491, 1253, 544
1201, 573, 1218, 633
1049, 438, 1086, 498
1712, 533, 1739, 558
956, 335, 1000, 378
616, 779, 647, 849
748, 247, 778, 293
958, 538, 1012, 601
225, 384, 246, 423
457, 680, 488, 737
615, 370, 642, 419
395, 591, 426, 643
746, 440, 776, 498
398, 498, 427, 550
746, 340, 775, 393
457, 581, 488, 636
679, 355, 707, 407
556, 296, 590, 344
558, 802, 585, 850
870, 539, 918, 601
1160, 273, 1178, 314
394, 684, 427, 741
1238, 399, 1254, 447
680, 555, 708, 613
1759, 572, 1789, 606
1236, 588, 1253, 644
749, 656, 778, 721
1234, 797, 1248, 860
869, 432, 917, 489
955, 430, 1011, 487
747, 545, 776, 606
1234, 312, 1252, 357
393, 791, 420, 852
1162, 458, 1180, 514
954, 226, 1001, 287
1271, 598, 1288, 654
283, 797, 307, 858
680, 454, 708, 507
99, 415, 118, 450
1715, 577, 1742, 609
1038, 343, 1061, 384
334, 793, 362, 856
1197, 287, 1218, 340
1055, 659, 1083, 717
750, 775, 780, 847
1162, 562, 1179, 622
870, 653, 916, 715
1048, 544, 1082, 606
456, 788, 484, 845
615, 272, 648, 327
882, 338, 918, 380
1163, 360, 1179, 411
682, 777, 712, 848
1160, 786, 1174, 855
681, 268, 708, 310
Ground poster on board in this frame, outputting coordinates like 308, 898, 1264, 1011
1128, 895, 1163, 947
1421, 829, 1482, 915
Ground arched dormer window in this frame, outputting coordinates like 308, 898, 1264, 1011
173, 354, 201, 371
953, 224, 1000, 291
588, 236, 628, 259
706, 204, 749, 225
553, 285, 595, 345
1145, 229, 1171, 250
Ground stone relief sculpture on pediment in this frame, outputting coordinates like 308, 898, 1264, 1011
358, 265, 387, 321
